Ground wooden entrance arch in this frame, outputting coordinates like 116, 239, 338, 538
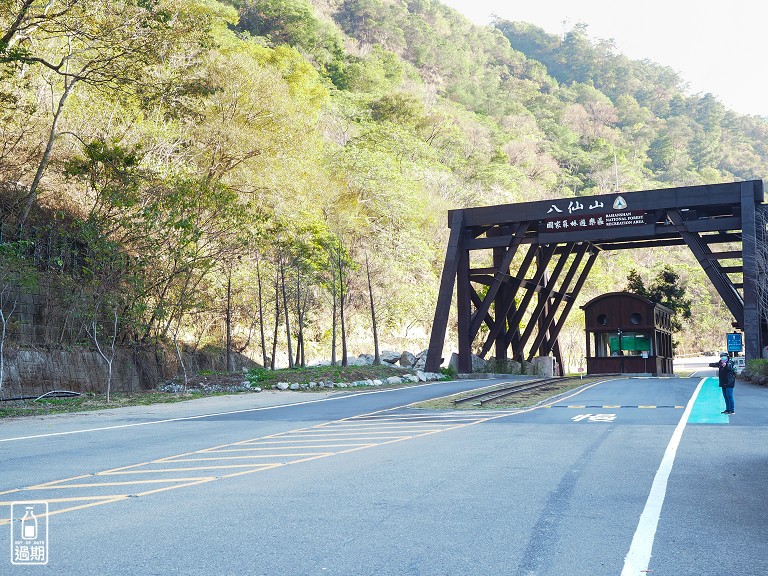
425, 181, 767, 373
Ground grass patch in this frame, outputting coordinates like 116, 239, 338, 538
0, 363, 439, 420
673, 369, 696, 378
0, 390, 217, 419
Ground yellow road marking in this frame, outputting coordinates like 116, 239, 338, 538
202, 444, 366, 451
0, 496, 126, 505
98, 464, 281, 474
240, 438, 408, 444
197, 449, 332, 455
3, 474, 94, 492
132, 478, 223, 497
268, 435, 413, 441
319, 422, 467, 427
167, 454, 332, 462
21, 478, 217, 489
306, 426, 444, 432
0, 404, 516, 526
0, 497, 130, 526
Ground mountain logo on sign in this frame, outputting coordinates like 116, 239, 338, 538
613, 195, 628, 210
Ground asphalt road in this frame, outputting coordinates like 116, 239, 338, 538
2, 372, 767, 575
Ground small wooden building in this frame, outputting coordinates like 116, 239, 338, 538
581, 292, 674, 375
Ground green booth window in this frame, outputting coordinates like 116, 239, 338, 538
609, 333, 651, 355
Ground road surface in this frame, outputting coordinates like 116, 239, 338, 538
2, 372, 767, 575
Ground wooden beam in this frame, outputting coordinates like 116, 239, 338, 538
494, 245, 557, 355
546, 248, 600, 355
468, 222, 530, 343
740, 181, 762, 360
539, 223, 657, 245
595, 238, 686, 250
456, 229, 472, 373
527, 243, 590, 361
426, 211, 464, 372
475, 243, 538, 358
514, 244, 575, 359
667, 209, 744, 326
469, 286, 495, 332
465, 235, 514, 250
453, 181, 763, 228
678, 216, 742, 233
703, 232, 744, 244
711, 251, 742, 260
492, 231, 510, 360
594, 230, 743, 252
467, 274, 495, 286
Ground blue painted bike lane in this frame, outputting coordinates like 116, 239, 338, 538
688, 377, 729, 424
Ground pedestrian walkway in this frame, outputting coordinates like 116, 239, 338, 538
688, 376, 768, 425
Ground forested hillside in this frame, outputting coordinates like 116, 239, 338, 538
1, 0, 764, 373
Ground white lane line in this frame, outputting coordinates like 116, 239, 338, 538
0, 381, 452, 443
621, 377, 706, 575
0, 375, 625, 443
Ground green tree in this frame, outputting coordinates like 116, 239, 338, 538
626, 265, 692, 332
1, 0, 236, 224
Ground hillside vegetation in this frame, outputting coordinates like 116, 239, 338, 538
0, 0, 764, 375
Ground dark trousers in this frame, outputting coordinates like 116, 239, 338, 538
722, 386, 735, 413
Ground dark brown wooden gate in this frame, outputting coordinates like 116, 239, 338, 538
425, 181, 767, 373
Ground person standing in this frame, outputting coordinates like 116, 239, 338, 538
709, 352, 736, 414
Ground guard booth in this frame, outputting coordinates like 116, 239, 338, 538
582, 292, 674, 375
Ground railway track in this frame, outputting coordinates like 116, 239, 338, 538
452, 376, 584, 406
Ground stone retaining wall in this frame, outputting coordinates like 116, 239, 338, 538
0, 346, 257, 398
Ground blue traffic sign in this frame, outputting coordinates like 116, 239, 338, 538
727, 332, 743, 352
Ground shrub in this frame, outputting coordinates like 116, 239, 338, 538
440, 366, 457, 380
245, 367, 270, 384
746, 359, 768, 376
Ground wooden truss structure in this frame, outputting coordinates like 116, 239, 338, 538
425, 181, 767, 373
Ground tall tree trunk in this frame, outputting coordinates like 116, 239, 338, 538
366, 253, 381, 365
339, 244, 348, 367
298, 289, 308, 367
20, 80, 77, 226
271, 270, 280, 370
280, 258, 293, 368
295, 267, 304, 367
256, 258, 268, 368
331, 260, 337, 366
226, 267, 233, 372
172, 314, 188, 392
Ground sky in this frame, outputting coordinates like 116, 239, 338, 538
439, 0, 767, 118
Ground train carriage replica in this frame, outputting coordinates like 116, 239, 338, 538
581, 292, 674, 376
